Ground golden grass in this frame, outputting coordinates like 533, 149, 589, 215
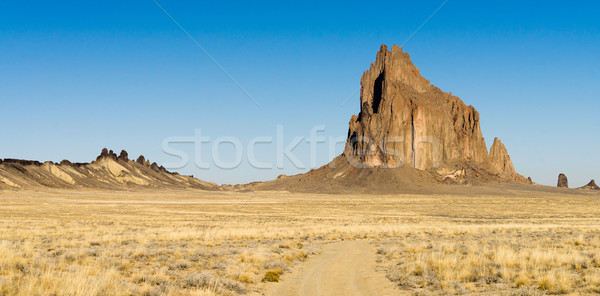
376, 228, 600, 295
0, 187, 599, 295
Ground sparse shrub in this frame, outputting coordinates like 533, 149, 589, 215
412, 265, 423, 276
263, 260, 287, 270
235, 272, 254, 284
13, 263, 28, 275
134, 274, 169, 287
510, 286, 543, 296
183, 271, 246, 293
514, 276, 530, 288
262, 270, 280, 282
170, 259, 190, 270
183, 272, 216, 289
140, 286, 162, 296
219, 278, 246, 294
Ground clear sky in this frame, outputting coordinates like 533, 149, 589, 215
1, 0, 598, 186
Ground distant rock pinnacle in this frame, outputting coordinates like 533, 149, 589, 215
557, 173, 568, 188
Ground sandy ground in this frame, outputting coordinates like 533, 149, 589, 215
266, 240, 403, 296
1, 186, 600, 295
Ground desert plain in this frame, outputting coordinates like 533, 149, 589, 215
1, 185, 600, 296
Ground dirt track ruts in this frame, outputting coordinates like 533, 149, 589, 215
269, 240, 403, 296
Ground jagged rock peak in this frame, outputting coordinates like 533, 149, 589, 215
136, 155, 146, 165
557, 173, 568, 188
118, 150, 129, 162
363, 44, 432, 99
489, 138, 518, 178
96, 148, 117, 161
346, 44, 488, 169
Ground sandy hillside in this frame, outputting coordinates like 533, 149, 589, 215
0, 149, 217, 191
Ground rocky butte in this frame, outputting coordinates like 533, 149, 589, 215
242, 44, 530, 193
344, 44, 527, 183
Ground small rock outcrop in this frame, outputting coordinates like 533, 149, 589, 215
96, 148, 117, 161
557, 173, 569, 188
136, 155, 146, 165
118, 150, 129, 162
343, 44, 526, 183
580, 180, 600, 190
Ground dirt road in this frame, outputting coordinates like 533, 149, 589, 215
268, 240, 402, 296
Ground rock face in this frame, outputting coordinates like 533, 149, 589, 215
580, 180, 600, 190
97, 148, 117, 161
344, 44, 525, 182
118, 150, 129, 162
557, 173, 569, 188
489, 138, 518, 178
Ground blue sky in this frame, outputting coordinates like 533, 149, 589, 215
1, 0, 598, 186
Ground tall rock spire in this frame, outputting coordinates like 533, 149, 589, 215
489, 137, 518, 178
344, 44, 526, 182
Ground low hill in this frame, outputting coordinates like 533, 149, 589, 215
0, 148, 217, 191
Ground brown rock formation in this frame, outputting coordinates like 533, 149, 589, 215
579, 180, 600, 190
344, 44, 526, 182
0, 149, 217, 191
118, 150, 129, 162
557, 173, 568, 188
242, 44, 530, 193
489, 138, 520, 180
96, 148, 117, 161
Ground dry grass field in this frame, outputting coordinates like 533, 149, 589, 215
1, 186, 600, 295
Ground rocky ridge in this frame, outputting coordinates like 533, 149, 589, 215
0, 149, 217, 191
